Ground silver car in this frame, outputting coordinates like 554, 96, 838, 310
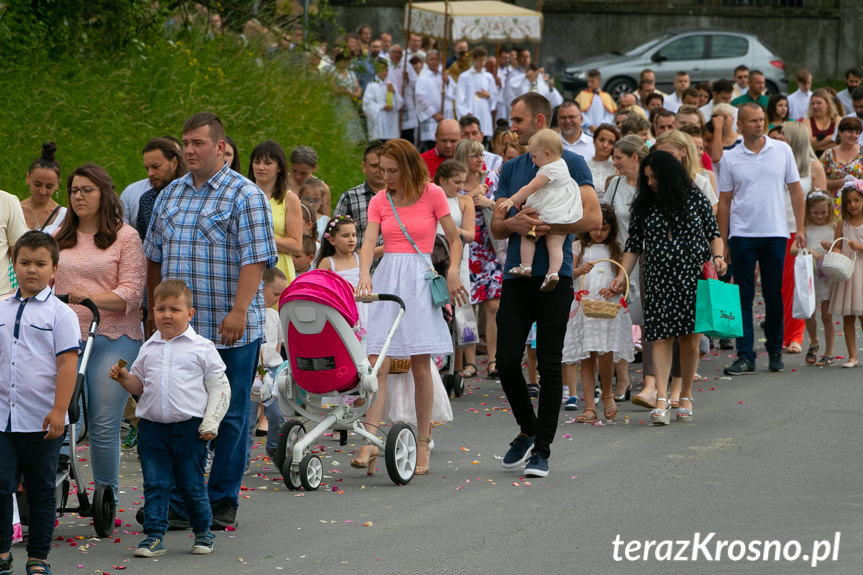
561, 29, 788, 98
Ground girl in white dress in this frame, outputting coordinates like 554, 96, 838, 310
497, 128, 583, 291
562, 204, 633, 422
791, 190, 837, 366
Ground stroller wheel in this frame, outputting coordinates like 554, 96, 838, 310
385, 423, 417, 485
281, 456, 303, 491
299, 454, 323, 491
56, 478, 71, 515
453, 374, 465, 398
442, 374, 454, 397
274, 419, 306, 473
92, 484, 116, 537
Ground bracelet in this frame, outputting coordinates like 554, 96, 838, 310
712, 255, 724, 261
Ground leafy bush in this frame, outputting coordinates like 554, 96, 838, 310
0, 35, 365, 206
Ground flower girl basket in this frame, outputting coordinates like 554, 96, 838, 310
577, 259, 630, 319
822, 238, 856, 282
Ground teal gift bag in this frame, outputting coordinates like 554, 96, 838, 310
694, 279, 743, 339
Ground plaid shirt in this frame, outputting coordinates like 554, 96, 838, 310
334, 180, 379, 249
143, 163, 277, 348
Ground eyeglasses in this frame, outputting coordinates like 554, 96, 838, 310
69, 186, 99, 196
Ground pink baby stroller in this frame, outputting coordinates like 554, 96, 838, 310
273, 270, 416, 490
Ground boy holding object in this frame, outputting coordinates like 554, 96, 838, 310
109, 279, 230, 558
1, 231, 80, 575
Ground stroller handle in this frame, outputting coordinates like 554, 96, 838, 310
356, 293, 406, 311
56, 295, 100, 326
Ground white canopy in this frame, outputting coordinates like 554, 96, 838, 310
404, 1, 543, 43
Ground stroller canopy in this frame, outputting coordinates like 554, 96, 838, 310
279, 269, 359, 327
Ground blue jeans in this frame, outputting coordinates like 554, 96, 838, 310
247, 369, 287, 459
82, 335, 141, 501
138, 418, 210, 536
729, 236, 786, 362
0, 430, 64, 559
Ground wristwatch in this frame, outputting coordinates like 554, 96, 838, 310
712, 255, 724, 261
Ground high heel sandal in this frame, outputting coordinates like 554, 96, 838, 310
613, 384, 631, 402
415, 436, 431, 475
574, 407, 597, 423
649, 397, 670, 426
350, 445, 379, 475
676, 397, 693, 422
601, 395, 618, 420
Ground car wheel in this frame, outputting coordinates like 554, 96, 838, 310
605, 77, 637, 101
764, 81, 779, 97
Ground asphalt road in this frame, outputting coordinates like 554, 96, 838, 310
39, 332, 863, 575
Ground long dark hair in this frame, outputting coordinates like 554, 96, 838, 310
766, 94, 789, 124
248, 140, 288, 202
55, 164, 122, 250
225, 136, 241, 172
578, 203, 623, 263
314, 215, 357, 268
631, 150, 693, 226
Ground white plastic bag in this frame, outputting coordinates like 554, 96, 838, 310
792, 250, 816, 319
454, 303, 478, 346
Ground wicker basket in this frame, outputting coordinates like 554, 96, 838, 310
822, 237, 856, 282
578, 259, 630, 319
389, 358, 412, 374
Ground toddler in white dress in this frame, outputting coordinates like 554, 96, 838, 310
497, 128, 583, 291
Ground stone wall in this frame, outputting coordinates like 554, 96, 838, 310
330, 0, 857, 81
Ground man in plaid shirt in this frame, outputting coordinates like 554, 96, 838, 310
143, 112, 277, 530
333, 140, 385, 266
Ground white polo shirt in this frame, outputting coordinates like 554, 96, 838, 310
0, 286, 81, 432
718, 136, 800, 239
130, 325, 226, 424
560, 131, 594, 161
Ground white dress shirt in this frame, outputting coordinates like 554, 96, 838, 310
786, 89, 812, 121
560, 131, 594, 160
130, 325, 226, 424
119, 178, 152, 227
456, 67, 499, 137
0, 286, 80, 432
416, 66, 457, 142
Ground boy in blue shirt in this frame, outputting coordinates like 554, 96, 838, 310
0, 231, 81, 575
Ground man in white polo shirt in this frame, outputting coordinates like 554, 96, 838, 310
717, 103, 806, 376
557, 100, 593, 160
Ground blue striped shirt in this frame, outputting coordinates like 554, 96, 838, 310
143, 163, 278, 348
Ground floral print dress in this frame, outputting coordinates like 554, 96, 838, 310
467, 171, 502, 304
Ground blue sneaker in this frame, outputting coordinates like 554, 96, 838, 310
501, 435, 534, 469
524, 453, 549, 477
564, 396, 579, 411
134, 535, 166, 557
192, 532, 215, 554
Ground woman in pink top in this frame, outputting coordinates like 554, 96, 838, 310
356, 139, 468, 476
53, 164, 146, 502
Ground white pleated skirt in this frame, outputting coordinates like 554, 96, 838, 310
366, 253, 453, 357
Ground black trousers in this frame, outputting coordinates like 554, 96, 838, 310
496, 276, 573, 459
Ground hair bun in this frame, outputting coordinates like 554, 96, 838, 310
41, 142, 58, 162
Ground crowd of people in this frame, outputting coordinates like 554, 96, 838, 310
2, 24, 863, 571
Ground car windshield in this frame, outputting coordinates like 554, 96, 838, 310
613, 34, 670, 57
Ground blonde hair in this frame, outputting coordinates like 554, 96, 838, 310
154, 279, 193, 308
807, 88, 841, 121
454, 139, 486, 174
804, 188, 836, 227
528, 128, 563, 159
781, 122, 817, 178
654, 130, 700, 180
614, 134, 649, 161
711, 103, 736, 120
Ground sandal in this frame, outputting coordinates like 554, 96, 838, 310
415, 436, 431, 475
649, 398, 670, 426
815, 356, 835, 367
350, 445, 379, 476
805, 344, 819, 365
508, 264, 532, 277
601, 395, 618, 421
613, 384, 632, 402
575, 407, 598, 423
841, 359, 859, 368
460, 363, 478, 378
784, 342, 802, 354
669, 396, 680, 409
487, 361, 499, 380
540, 273, 559, 292
26, 559, 51, 575
676, 397, 693, 422
631, 391, 656, 409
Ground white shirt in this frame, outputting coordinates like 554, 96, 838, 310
130, 325, 226, 424
694, 172, 718, 206
560, 131, 594, 161
837, 88, 854, 117
362, 79, 403, 141
119, 178, 152, 227
416, 67, 457, 142
699, 101, 738, 124
582, 93, 616, 135
262, 308, 284, 368
456, 67, 498, 137
387, 62, 418, 130
510, 75, 563, 109
787, 89, 812, 121
0, 286, 80, 432
718, 136, 800, 239
1, 190, 28, 294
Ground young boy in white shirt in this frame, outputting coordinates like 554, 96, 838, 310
110, 279, 230, 558
0, 231, 80, 575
